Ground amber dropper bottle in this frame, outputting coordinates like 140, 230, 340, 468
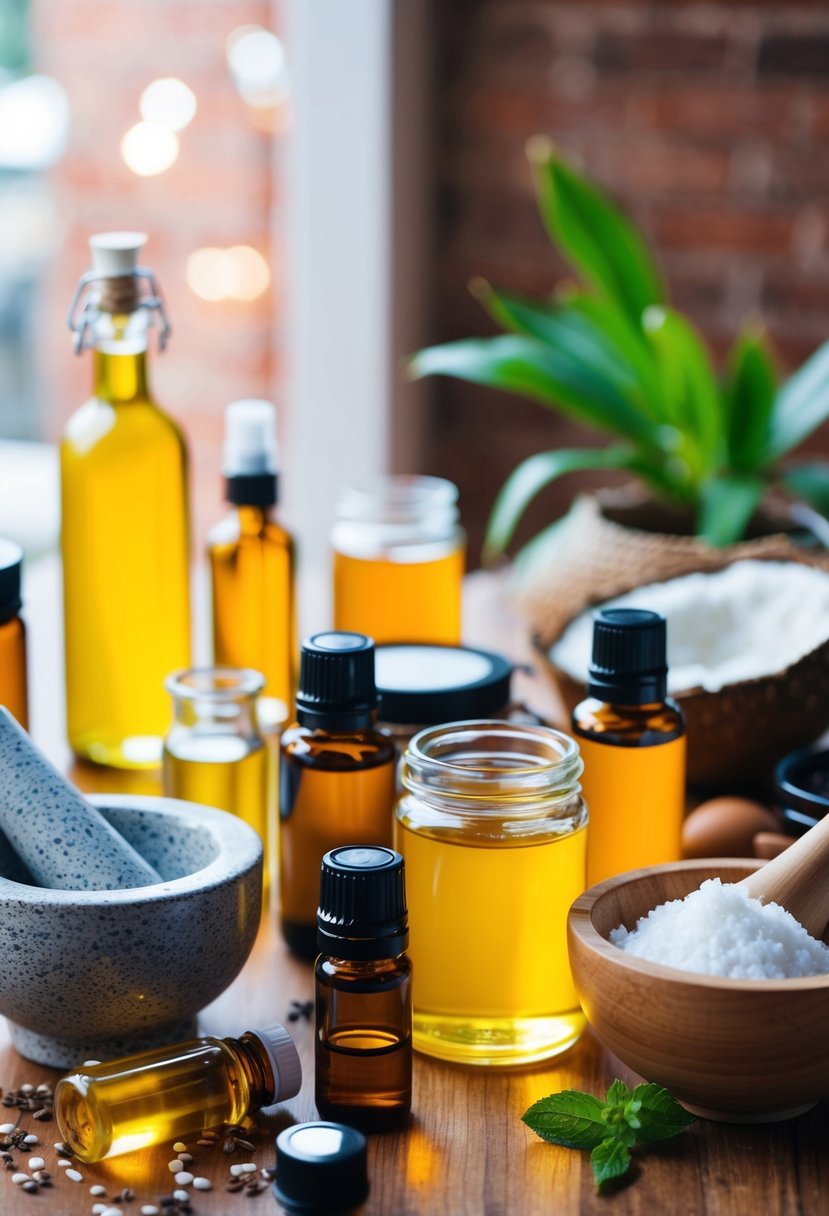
572, 607, 686, 887
280, 633, 397, 960
208, 399, 296, 712
315, 845, 412, 1131
55, 1025, 301, 1163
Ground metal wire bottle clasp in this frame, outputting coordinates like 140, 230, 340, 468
67, 269, 172, 354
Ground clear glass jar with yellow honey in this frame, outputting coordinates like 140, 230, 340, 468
332, 476, 465, 644
393, 720, 587, 1066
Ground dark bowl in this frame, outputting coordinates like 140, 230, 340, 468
775, 747, 829, 837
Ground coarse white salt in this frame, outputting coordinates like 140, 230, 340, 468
175, 1171, 194, 1185
611, 878, 829, 979
27, 1157, 44, 1171
173, 1191, 189, 1203
193, 1177, 212, 1191
0, 1123, 16, 1135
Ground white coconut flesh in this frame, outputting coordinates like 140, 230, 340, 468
549, 560, 829, 694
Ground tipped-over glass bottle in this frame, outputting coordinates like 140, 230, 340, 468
280, 633, 397, 960
62, 232, 190, 768
572, 608, 686, 887
0, 540, 28, 729
208, 399, 296, 714
315, 845, 412, 1131
55, 1025, 301, 1163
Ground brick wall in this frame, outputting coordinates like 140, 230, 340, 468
31, 0, 279, 547
428, 0, 829, 564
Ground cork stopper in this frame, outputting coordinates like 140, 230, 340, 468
89, 232, 147, 314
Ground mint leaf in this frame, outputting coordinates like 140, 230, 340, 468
605, 1079, 631, 1106
522, 1090, 608, 1150
590, 1137, 631, 1190
631, 1083, 696, 1143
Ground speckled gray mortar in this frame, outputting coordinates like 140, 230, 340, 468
0, 795, 263, 1067
0, 708, 161, 889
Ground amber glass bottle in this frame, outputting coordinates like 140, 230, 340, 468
62, 233, 190, 768
315, 846, 412, 1132
208, 400, 296, 712
572, 608, 686, 887
280, 634, 397, 960
0, 541, 28, 729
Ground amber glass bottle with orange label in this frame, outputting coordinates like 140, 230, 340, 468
572, 608, 686, 888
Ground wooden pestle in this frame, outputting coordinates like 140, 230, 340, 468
740, 807, 829, 939
0, 709, 161, 890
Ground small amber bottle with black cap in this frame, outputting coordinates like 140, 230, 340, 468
279, 633, 397, 959
572, 607, 686, 887
0, 540, 28, 729
315, 845, 412, 1131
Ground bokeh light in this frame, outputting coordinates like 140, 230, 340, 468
226, 25, 289, 109
226, 245, 271, 301
139, 78, 197, 132
186, 245, 271, 302
121, 122, 179, 177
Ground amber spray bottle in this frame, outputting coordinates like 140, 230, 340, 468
62, 232, 190, 768
572, 608, 686, 887
208, 399, 296, 712
55, 1024, 301, 1163
315, 845, 412, 1131
280, 633, 397, 959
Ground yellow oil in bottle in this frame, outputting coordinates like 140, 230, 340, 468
333, 545, 464, 644
394, 816, 586, 1066
209, 506, 295, 708
62, 337, 190, 768
163, 740, 267, 847
0, 616, 27, 729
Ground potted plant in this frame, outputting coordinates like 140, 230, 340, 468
408, 138, 829, 639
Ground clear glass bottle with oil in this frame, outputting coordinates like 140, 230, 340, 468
163, 667, 270, 887
332, 475, 465, 644
394, 720, 587, 1066
62, 232, 190, 768
208, 399, 296, 715
315, 845, 412, 1131
280, 633, 397, 960
55, 1024, 301, 1162
0, 540, 28, 729
572, 607, 686, 888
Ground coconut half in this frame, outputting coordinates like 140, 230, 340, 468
541, 560, 829, 787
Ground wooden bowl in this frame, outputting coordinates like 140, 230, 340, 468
567, 859, 829, 1122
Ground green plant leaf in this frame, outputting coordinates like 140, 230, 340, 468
562, 290, 665, 416
725, 328, 777, 471
643, 306, 723, 475
528, 137, 663, 324
407, 334, 659, 448
766, 338, 829, 460
484, 445, 637, 560
605, 1079, 632, 1107
522, 1090, 609, 1150
698, 473, 766, 546
780, 462, 829, 515
631, 1084, 696, 1144
590, 1138, 632, 1190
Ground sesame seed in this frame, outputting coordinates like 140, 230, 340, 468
174, 1171, 193, 1185
90, 1183, 107, 1195
27, 1157, 45, 1170
58, 1158, 71, 1167
192, 1177, 211, 1191
140, 1208, 160, 1216
173, 1190, 189, 1202
100, 1208, 123, 1216
81, 1061, 101, 1068
11, 1172, 30, 1184
176, 1152, 193, 1163
0, 1124, 16, 1135
167, 1159, 184, 1173
92, 1206, 107, 1215
22, 1135, 39, 1146
66, 1167, 84, 1181
172, 1141, 187, 1153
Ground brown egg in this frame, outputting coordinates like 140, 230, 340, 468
682, 797, 779, 859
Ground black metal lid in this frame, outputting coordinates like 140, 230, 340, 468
225, 471, 278, 507
295, 633, 377, 731
375, 643, 512, 726
588, 608, 668, 704
0, 541, 22, 627
273, 1122, 368, 1215
317, 846, 408, 960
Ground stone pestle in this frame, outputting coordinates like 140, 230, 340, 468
0, 709, 162, 890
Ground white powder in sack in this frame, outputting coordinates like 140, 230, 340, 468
610, 878, 829, 979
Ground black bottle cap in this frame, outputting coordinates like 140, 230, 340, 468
375, 642, 512, 726
296, 633, 377, 731
225, 471, 278, 507
273, 1122, 368, 1215
317, 846, 408, 961
587, 608, 668, 705
0, 541, 22, 627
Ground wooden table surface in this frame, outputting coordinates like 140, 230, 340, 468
1, 565, 827, 1216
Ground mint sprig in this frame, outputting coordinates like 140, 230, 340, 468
522, 1079, 695, 1191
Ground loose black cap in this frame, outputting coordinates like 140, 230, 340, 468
588, 608, 668, 705
318, 846, 408, 960
375, 643, 512, 726
273, 1122, 368, 1215
296, 633, 377, 730
0, 541, 22, 627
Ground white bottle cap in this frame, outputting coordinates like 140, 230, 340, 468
88, 232, 147, 278
223, 399, 279, 477
249, 1025, 302, 1102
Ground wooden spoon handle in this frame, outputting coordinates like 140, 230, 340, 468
740, 809, 829, 939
